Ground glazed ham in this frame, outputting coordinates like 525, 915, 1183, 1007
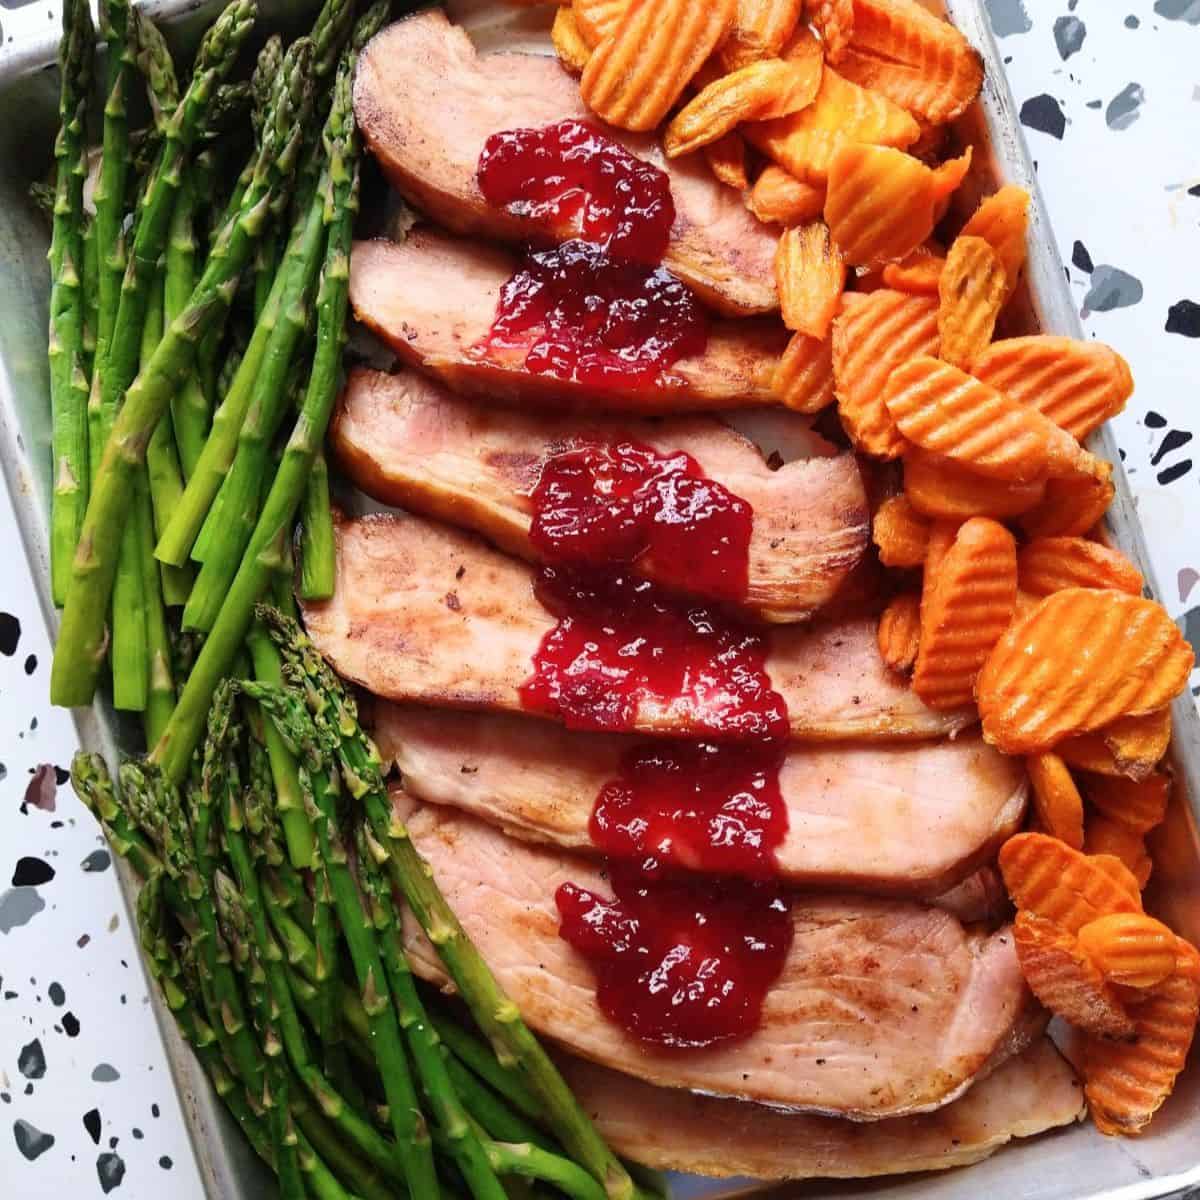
353, 9, 779, 316
348, 232, 788, 414
560, 1039, 1083, 1180
332, 367, 868, 622
373, 704, 1027, 896
395, 791, 1036, 1117
302, 511, 976, 741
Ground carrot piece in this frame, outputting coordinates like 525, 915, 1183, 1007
912, 516, 1016, 710
721, 0, 806, 70
780, 22, 826, 70
1085, 773, 1171, 836
922, 518, 958, 580
745, 65, 920, 186
882, 243, 945, 294
877, 591, 921, 673
552, 6, 592, 73
580, 0, 736, 131
1083, 971, 1199, 1135
978, 590, 1194, 756
1078, 913, 1178, 990
665, 57, 823, 158
841, 0, 983, 124
872, 494, 930, 567
746, 166, 826, 225
1018, 536, 1143, 599
959, 185, 1031, 300
1013, 911, 1134, 1039
703, 132, 749, 190
970, 335, 1134, 442
903, 447, 1045, 520
1085, 815, 1153, 889
1061, 711, 1173, 783
1019, 466, 1115, 539
572, 0, 629, 46
831, 288, 937, 459
775, 222, 846, 338
886, 356, 1103, 483
771, 331, 835, 412
999, 833, 1142, 935
809, 0, 855, 63
1026, 752, 1085, 850
937, 235, 1006, 369
824, 144, 942, 266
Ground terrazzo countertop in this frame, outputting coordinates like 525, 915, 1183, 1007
3, 2, 1200, 1197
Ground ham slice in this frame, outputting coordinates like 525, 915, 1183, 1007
349, 232, 788, 414
560, 1038, 1083, 1180
332, 367, 868, 622
373, 703, 1027, 896
302, 511, 976, 741
353, 9, 780, 317
395, 790, 1036, 1118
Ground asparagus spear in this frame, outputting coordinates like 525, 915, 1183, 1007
81, 214, 100, 382
149, 46, 358, 778
48, 0, 94, 607
137, 469, 177, 744
51, 33, 312, 709
132, 7, 180, 131
299, 449, 336, 600
256, 609, 649, 1200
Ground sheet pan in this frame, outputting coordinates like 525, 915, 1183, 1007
1, 2, 1198, 1196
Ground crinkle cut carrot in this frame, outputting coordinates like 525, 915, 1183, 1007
552, 6, 592, 74
809, 0, 855, 63
959, 186, 1030, 299
937, 235, 1006, 369
903, 447, 1045, 521
745, 65, 920, 186
841, 0, 984, 125
1025, 752, 1085, 850
1078, 913, 1178, 990
771, 331, 835, 413
1013, 910, 1135, 1039
747, 166, 826, 225
704, 132, 749, 190
580, 0, 736, 131
721, 0, 806, 70
1018, 536, 1144, 598
999, 833, 1142, 935
1019, 466, 1115, 539
1083, 970, 1199, 1136
831, 288, 937, 459
978, 589, 1194, 756
1083, 774, 1170, 836
572, 0, 629, 47
775, 222, 845, 339
911, 516, 1016, 710
877, 591, 921, 673
970, 335, 1133, 441
872, 494, 930, 567
882, 244, 945, 294
1086, 815, 1153, 889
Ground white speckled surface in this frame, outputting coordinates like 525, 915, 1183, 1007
2, 3, 1199, 1196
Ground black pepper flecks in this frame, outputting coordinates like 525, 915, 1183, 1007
1020, 93, 1067, 139
0, 612, 19, 656
12, 857, 55, 887
17, 1037, 46, 1080
13, 1118, 55, 1161
96, 1151, 126, 1193
1166, 300, 1200, 338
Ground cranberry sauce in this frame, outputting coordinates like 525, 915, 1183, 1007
484, 240, 709, 389
519, 567, 787, 741
476, 119, 674, 263
556, 865, 794, 1049
530, 437, 752, 604
591, 741, 788, 880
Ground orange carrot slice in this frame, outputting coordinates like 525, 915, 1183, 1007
746, 166, 826, 225
721, 0, 806, 70
877, 591, 921, 673
1026, 752, 1085, 850
1018, 536, 1144, 598
1019, 466, 1115, 539
1079, 913, 1178, 990
703, 132, 749, 190
937, 235, 1006, 368
1086, 815, 1152, 889
771, 331, 835, 412
775, 222, 846, 338
882, 243, 945, 294
572, 0, 629, 46
903, 447, 1046, 520
959, 185, 1031, 300
809, 0, 855, 63
872, 494, 931, 567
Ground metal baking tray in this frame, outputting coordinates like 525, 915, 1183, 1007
1, 2, 1199, 1197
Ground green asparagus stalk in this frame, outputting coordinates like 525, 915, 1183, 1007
81, 214, 99, 382
132, 7, 180, 131
137, 471, 177, 744
299, 449, 336, 600
256, 609, 648, 1200
251, 34, 284, 138
110, 520, 149, 709
51, 33, 311, 710
205, 81, 255, 140
48, 0, 94, 607
150, 51, 357, 779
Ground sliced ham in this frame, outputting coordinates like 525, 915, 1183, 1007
354, 9, 780, 317
332, 367, 868, 622
560, 1038, 1083, 1180
396, 790, 1036, 1118
303, 511, 975, 741
373, 704, 1027, 896
349, 232, 788, 414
